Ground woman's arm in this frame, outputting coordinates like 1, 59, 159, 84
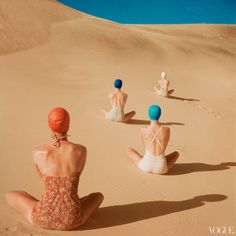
108, 92, 113, 100
78, 146, 87, 174
32, 147, 45, 179
34, 163, 43, 179
140, 128, 146, 147
154, 86, 160, 93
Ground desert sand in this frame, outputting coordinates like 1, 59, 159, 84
0, 0, 235, 235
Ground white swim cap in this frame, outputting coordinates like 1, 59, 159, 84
161, 72, 167, 79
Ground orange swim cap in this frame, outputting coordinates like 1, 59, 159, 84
48, 107, 70, 133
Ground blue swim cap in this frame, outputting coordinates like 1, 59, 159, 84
148, 105, 161, 120
114, 79, 122, 89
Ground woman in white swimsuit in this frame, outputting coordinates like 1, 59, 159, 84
101, 79, 136, 122
154, 72, 173, 97
127, 105, 179, 174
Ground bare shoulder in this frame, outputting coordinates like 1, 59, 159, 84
70, 142, 86, 150
32, 144, 50, 162
68, 143, 87, 155
123, 92, 128, 98
68, 143, 87, 168
161, 126, 170, 135
32, 144, 50, 154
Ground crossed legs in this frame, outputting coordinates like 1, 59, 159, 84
100, 108, 136, 123
154, 86, 175, 97
127, 148, 179, 173
166, 151, 179, 170
100, 108, 108, 116
5, 191, 38, 223
80, 192, 104, 225
127, 148, 143, 165
123, 111, 136, 122
5, 190, 104, 227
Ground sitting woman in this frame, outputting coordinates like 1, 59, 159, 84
5, 107, 104, 230
101, 79, 136, 122
154, 72, 174, 97
127, 105, 179, 174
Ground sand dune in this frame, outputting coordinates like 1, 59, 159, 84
0, 0, 235, 235
0, 0, 88, 55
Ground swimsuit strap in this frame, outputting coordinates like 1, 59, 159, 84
147, 126, 164, 150
51, 134, 70, 147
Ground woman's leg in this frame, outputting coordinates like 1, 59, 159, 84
127, 147, 143, 165
5, 191, 38, 223
80, 192, 104, 225
167, 89, 174, 96
154, 86, 159, 93
123, 111, 136, 122
166, 151, 179, 170
100, 108, 108, 116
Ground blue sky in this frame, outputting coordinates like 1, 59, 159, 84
59, 0, 236, 24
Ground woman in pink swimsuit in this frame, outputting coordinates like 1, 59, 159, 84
5, 107, 104, 230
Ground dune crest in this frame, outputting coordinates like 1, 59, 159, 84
0, 0, 85, 55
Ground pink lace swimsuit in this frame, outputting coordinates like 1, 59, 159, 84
31, 174, 82, 230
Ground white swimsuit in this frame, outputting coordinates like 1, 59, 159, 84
155, 81, 169, 97
158, 87, 168, 97
105, 106, 124, 122
138, 127, 168, 174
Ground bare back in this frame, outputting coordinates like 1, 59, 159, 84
141, 125, 170, 156
159, 79, 170, 91
109, 90, 127, 109
33, 141, 86, 177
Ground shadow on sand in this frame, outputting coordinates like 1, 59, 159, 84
168, 162, 236, 175
79, 194, 227, 230
126, 119, 149, 125
160, 122, 185, 126
127, 120, 185, 126
168, 95, 200, 102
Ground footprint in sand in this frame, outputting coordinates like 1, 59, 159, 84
182, 100, 224, 119
195, 104, 224, 119
153, 91, 224, 119
4, 226, 16, 232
